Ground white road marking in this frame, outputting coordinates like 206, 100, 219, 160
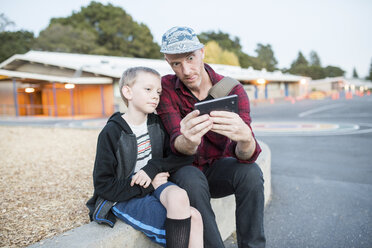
298, 104, 344, 118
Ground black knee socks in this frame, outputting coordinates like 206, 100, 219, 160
165, 217, 191, 248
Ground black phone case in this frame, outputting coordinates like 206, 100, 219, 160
194, 94, 238, 115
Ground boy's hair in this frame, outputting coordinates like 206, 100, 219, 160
119, 67, 161, 106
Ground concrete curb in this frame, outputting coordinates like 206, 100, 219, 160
29, 141, 271, 248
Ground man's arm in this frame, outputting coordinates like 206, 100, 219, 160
235, 127, 256, 161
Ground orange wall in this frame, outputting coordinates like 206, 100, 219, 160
12, 83, 114, 117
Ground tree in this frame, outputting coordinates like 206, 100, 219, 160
204, 41, 240, 66
34, 23, 99, 54
309, 51, 321, 66
324, 66, 345, 77
291, 51, 308, 68
352, 67, 359, 78
0, 13, 15, 32
366, 58, 372, 81
198, 31, 242, 54
0, 31, 34, 62
37, 2, 161, 58
237, 52, 263, 70
307, 65, 326, 79
255, 43, 278, 71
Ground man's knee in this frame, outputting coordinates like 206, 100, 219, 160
171, 166, 210, 202
234, 163, 264, 191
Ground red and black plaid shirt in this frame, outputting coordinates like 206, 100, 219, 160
156, 64, 261, 171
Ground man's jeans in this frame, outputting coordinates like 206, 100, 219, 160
170, 157, 266, 248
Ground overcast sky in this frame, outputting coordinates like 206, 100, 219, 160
3, 0, 372, 78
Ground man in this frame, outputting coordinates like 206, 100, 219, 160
157, 26, 265, 248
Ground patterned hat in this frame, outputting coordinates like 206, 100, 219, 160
160, 26, 204, 54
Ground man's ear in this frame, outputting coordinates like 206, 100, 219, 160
122, 85, 132, 102
200, 48, 205, 59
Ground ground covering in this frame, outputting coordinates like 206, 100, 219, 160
0, 126, 99, 247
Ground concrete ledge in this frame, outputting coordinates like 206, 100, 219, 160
29, 141, 271, 248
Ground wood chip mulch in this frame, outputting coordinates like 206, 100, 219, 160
0, 126, 100, 247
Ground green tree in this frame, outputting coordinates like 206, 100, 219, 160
367, 58, 372, 81
307, 65, 326, 79
204, 41, 240, 66
291, 51, 308, 68
309, 50, 321, 66
198, 30, 258, 68
255, 43, 278, 71
34, 23, 99, 54
0, 31, 34, 62
0, 13, 15, 32
198, 30, 280, 70
288, 51, 309, 76
324, 65, 345, 77
37, 2, 161, 58
352, 67, 359, 78
198, 31, 242, 53
237, 52, 263, 70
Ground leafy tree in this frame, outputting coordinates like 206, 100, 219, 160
198, 31, 242, 54
309, 50, 321, 66
352, 67, 359, 78
288, 51, 345, 79
323, 65, 345, 77
38, 1, 161, 58
237, 52, 263, 70
204, 41, 240, 66
198, 30, 278, 70
198, 30, 255, 68
255, 43, 277, 71
367, 58, 372, 81
0, 31, 34, 62
307, 65, 326, 79
0, 13, 15, 32
291, 51, 308, 68
34, 23, 99, 54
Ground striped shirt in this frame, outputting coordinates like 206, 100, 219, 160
127, 120, 152, 173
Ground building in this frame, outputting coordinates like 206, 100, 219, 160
0, 51, 309, 117
309, 77, 372, 94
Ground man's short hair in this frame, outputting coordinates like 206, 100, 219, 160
119, 67, 160, 106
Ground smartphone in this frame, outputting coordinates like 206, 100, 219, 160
194, 94, 238, 115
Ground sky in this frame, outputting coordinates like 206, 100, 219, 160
2, 0, 372, 78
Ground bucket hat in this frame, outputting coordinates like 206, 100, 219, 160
160, 26, 204, 54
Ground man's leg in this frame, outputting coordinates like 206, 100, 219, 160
170, 166, 225, 248
205, 157, 266, 248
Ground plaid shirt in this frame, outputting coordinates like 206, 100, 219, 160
156, 64, 261, 170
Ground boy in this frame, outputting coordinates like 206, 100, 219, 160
86, 67, 203, 248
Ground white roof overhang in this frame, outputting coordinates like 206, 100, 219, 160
0, 69, 112, 84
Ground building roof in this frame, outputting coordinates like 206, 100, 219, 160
0, 50, 308, 83
0, 69, 112, 84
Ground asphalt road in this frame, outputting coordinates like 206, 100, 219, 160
225, 95, 372, 248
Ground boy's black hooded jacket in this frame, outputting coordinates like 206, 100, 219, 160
86, 112, 193, 225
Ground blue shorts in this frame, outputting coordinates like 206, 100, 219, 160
112, 182, 175, 247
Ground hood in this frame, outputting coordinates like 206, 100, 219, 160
107, 112, 158, 133
107, 112, 132, 133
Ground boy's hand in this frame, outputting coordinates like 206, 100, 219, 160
152, 172, 170, 190
131, 170, 151, 188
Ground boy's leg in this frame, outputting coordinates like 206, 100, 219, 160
205, 157, 266, 248
155, 184, 191, 248
170, 166, 225, 248
189, 207, 204, 248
